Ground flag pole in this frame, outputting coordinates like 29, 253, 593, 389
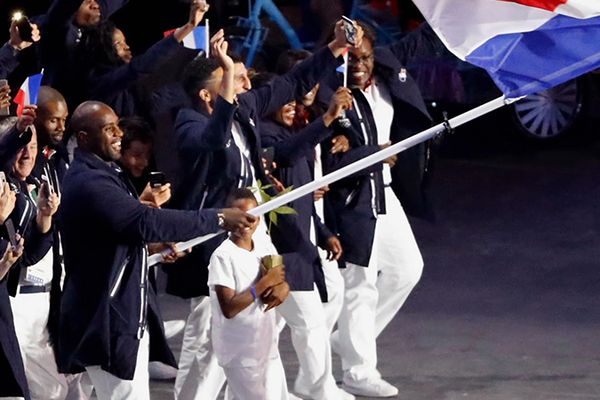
205, 19, 210, 58
148, 95, 517, 266
342, 50, 348, 88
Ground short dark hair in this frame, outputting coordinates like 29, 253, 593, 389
226, 188, 258, 207
182, 57, 221, 101
355, 20, 377, 46
250, 72, 276, 89
118, 116, 153, 152
275, 49, 312, 75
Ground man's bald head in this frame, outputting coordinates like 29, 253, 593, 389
71, 101, 123, 162
35, 86, 69, 146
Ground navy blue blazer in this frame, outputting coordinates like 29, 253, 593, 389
260, 118, 339, 300
320, 44, 432, 267
166, 45, 342, 298
0, 43, 19, 79
57, 149, 221, 380
88, 35, 193, 118
0, 244, 30, 400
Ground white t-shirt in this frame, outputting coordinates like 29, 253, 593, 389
208, 234, 279, 368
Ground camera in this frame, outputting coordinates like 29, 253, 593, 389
12, 12, 34, 43
341, 16, 357, 46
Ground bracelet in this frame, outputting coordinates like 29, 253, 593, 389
250, 285, 257, 300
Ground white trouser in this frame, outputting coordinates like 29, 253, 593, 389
10, 292, 68, 400
85, 330, 149, 400
223, 356, 288, 400
319, 249, 345, 334
174, 296, 226, 400
337, 188, 423, 382
277, 288, 340, 399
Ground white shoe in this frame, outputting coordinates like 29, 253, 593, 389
148, 361, 178, 380
342, 377, 398, 398
163, 319, 185, 339
294, 386, 355, 400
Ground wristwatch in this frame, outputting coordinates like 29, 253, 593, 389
217, 212, 225, 228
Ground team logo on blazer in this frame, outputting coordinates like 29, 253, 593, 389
398, 68, 407, 83
225, 138, 232, 148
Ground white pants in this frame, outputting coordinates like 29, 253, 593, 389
223, 356, 288, 400
277, 288, 340, 400
85, 331, 150, 400
319, 250, 345, 334
336, 189, 423, 382
10, 292, 68, 400
174, 296, 226, 400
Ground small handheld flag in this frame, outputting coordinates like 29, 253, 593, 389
164, 21, 210, 56
13, 72, 43, 116
337, 48, 349, 88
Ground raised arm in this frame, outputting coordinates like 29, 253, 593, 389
238, 20, 360, 118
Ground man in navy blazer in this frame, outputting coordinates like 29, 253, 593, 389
320, 21, 436, 397
56, 101, 256, 399
167, 26, 355, 400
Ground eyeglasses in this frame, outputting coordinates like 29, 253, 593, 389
349, 53, 374, 65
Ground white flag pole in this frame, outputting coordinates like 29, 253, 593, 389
342, 50, 348, 88
148, 95, 517, 266
205, 19, 210, 58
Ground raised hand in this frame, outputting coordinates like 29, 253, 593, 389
189, 0, 210, 27
323, 87, 353, 127
9, 19, 40, 51
16, 105, 37, 132
0, 183, 16, 224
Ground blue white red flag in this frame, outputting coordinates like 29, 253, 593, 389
183, 25, 209, 53
412, 0, 600, 97
13, 72, 43, 116
164, 23, 210, 55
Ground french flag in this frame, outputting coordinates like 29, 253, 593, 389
183, 25, 209, 53
164, 22, 210, 55
13, 72, 43, 116
337, 49, 349, 87
412, 0, 600, 97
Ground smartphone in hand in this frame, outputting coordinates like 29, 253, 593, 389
341, 16, 357, 46
0, 79, 10, 116
149, 171, 167, 188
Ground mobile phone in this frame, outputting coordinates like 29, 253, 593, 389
0, 79, 9, 116
0, 172, 6, 195
13, 14, 34, 42
262, 147, 275, 171
341, 16, 357, 46
5, 220, 18, 248
41, 175, 54, 197
149, 171, 166, 188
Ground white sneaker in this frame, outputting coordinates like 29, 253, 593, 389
342, 377, 398, 398
295, 386, 355, 400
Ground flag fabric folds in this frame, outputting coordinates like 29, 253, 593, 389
13, 72, 43, 116
412, 0, 600, 97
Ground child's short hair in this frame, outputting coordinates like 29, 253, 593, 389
226, 188, 258, 207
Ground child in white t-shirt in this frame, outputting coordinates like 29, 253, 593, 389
208, 188, 289, 400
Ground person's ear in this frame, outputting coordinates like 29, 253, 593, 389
198, 88, 211, 104
76, 130, 88, 146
